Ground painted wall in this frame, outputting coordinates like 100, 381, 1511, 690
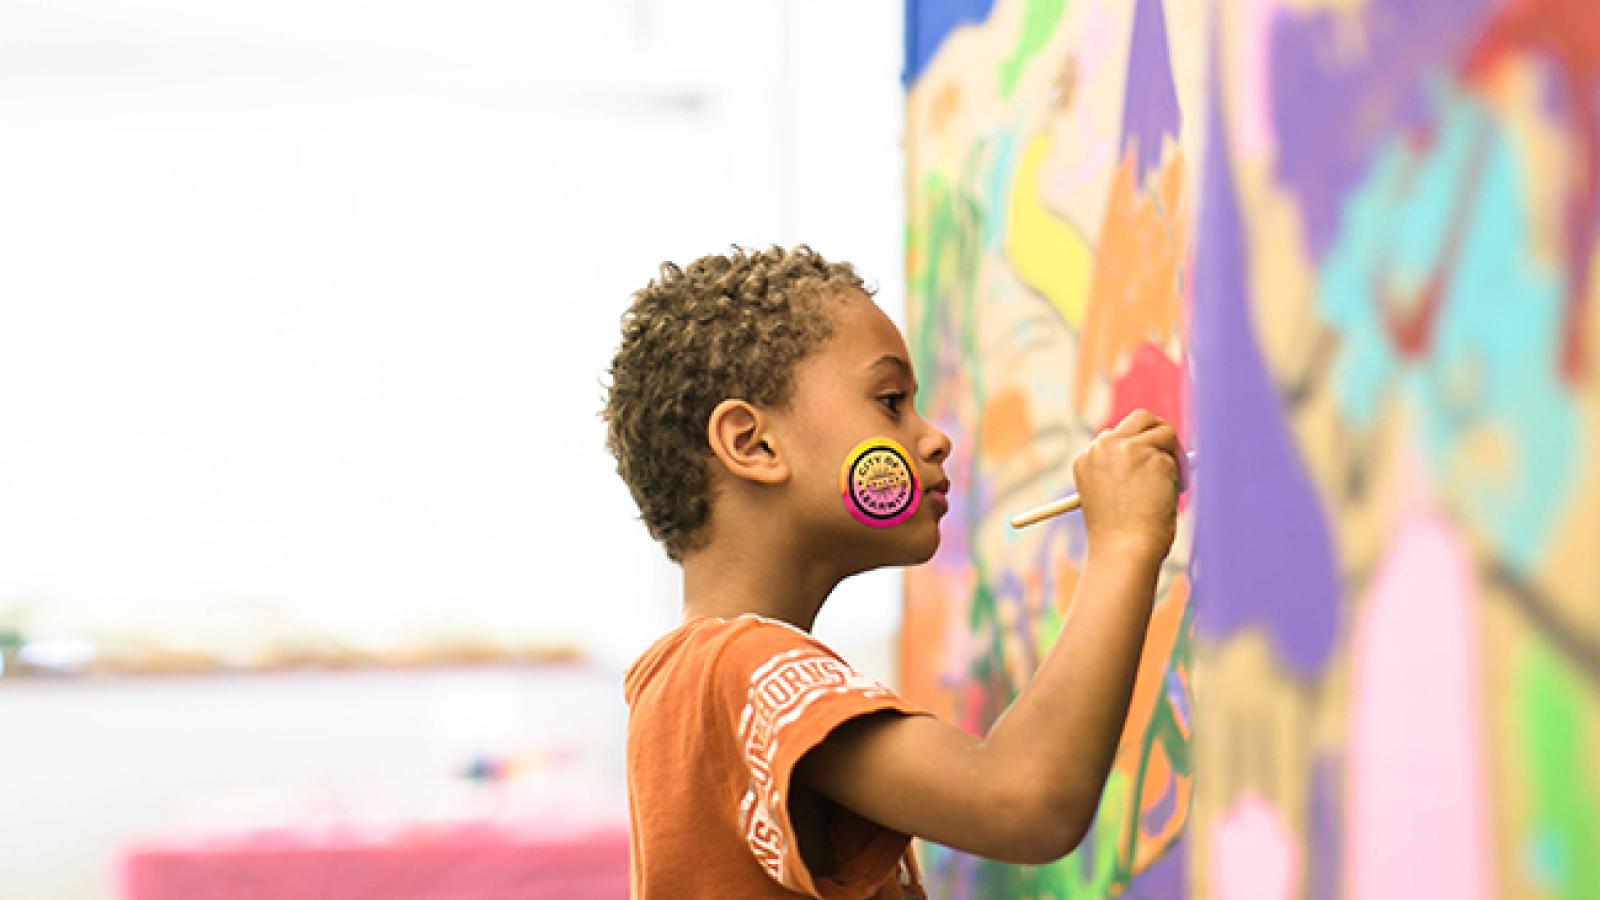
902, 0, 1600, 897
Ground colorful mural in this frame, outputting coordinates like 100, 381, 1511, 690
902, 0, 1600, 897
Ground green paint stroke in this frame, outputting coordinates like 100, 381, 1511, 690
998, 0, 1067, 98
1039, 768, 1131, 897
1518, 643, 1600, 896
909, 172, 983, 405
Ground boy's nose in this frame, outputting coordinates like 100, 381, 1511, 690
921, 426, 952, 465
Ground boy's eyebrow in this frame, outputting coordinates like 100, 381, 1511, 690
867, 354, 918, 390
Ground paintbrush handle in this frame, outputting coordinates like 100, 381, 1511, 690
1008, 493, 1083, 529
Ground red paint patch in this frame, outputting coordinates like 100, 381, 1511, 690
1102, 343, 1191, 510
1102, 342, 1187, 441
1465, 0, 1600, 382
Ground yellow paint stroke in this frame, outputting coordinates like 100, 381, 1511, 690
1074, 145, 1188, 410
1005, 134, 1093, 327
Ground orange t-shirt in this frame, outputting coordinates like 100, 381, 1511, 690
624, 614, 929, 899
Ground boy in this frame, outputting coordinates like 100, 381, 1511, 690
603, 246, 1181, 898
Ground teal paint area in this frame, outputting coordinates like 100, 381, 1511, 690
1317, 83, 1580, 573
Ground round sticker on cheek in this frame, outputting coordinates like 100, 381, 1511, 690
839, 438, 921, 528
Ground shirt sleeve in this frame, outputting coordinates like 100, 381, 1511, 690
714, 617, 929, 899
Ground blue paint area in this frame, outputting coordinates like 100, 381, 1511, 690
983, 133, 1018, 249
905, 0, 1000, 85
1525, 831, 1566, 888
1120, 0, 1183, 182
1192, 33, 1342, 675
1318, 83, 1579, 572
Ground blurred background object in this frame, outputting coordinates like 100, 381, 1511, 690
0, 1, 904, 896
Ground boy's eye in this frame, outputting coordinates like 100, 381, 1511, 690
877, 393, 906, 415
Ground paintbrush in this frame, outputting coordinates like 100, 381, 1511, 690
1008, 451, 1196, 529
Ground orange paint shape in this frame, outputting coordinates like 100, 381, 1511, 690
1141, 750, 1172, 803
1075, 146, 1188, 411
1052, 555, 1081, 617
978, 386, 1037, 461
901, 566, 957, 719
928, 82, 963, 135
1119, 575, 1190, 758
1093, 574, 1192, 872
1134, 757, 1192, 870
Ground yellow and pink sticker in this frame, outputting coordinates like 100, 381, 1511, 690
839, 438, 921, 527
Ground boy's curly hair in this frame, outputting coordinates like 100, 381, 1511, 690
602, 245, 868, 562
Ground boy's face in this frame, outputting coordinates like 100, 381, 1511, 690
771, 290, 952, 570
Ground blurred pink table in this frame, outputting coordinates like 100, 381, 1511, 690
119, 825, 629, 900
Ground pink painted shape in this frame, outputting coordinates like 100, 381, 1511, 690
1235, 0, 1278, 159
1345, 512, 1492, 898
121, 826, 631, 900
1212, 793, 1300, 900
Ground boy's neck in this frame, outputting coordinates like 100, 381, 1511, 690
679, 527, 841, 632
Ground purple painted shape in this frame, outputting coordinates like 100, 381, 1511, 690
1192, 42, 1340, 675
1142, 771, 1179, 834
1164, 668, 1191, 732
1125, 832, 1188, 898
1308, 753, 1343, 900
1120, 0, 1183, 182
1269, 0, 1495, 257
994, 569, 1039, 674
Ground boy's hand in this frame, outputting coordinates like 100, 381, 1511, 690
1071, 409, 1182, 562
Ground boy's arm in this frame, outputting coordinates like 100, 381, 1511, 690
794, 409, 1180, 865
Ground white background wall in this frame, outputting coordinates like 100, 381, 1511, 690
0, 2, 906, 897
0, 0, 905, 674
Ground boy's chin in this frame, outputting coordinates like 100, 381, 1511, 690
834, 516, 942, 571
878, 522, 942, 567
906, 527, 941, 564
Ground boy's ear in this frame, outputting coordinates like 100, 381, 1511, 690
707, 399, 789, 485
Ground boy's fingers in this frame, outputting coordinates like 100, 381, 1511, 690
1129, 426, 1186, 491
1112, 408, 1163, 436
1129, 423, 1181, 455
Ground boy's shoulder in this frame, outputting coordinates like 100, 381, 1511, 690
623, 614, 882, 711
